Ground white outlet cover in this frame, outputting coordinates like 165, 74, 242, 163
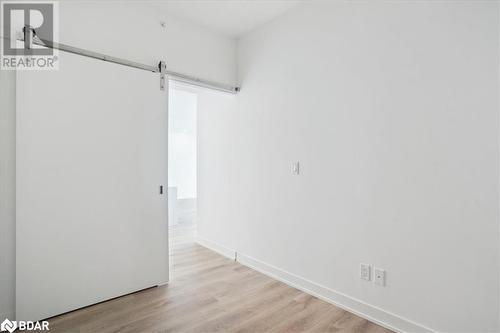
360, 263, 371, 281
374, 268, 385, 286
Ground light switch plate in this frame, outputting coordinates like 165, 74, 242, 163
292, 162, 300, 176
360, 263, 370, 281
291, 161, 300, 175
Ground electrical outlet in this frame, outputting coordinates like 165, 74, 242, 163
374, 268, 385, 286
360, 263, 370, 281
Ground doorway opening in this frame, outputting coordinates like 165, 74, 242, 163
168, 85, 198, 247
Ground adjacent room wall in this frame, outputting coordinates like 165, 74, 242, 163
168, 87, 198, 226
0, 1, 236, 320
169, 88, 198, 200
0, 70, 16, 322
197, 1, 499, 332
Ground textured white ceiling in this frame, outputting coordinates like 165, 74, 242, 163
152, 1, 301, 38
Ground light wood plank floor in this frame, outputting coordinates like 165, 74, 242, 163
41, 225, 393, 333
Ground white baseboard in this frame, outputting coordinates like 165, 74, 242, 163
196, 236, 434, 333
237, 253, 434, 333
196, 236, 236, 261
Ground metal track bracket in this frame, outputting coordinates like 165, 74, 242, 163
23, 25, 34, 51
159, 61, 167, 91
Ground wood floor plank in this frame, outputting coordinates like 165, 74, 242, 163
37, 225, 394, 333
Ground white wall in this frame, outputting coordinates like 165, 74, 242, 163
197, 1, 499, 332
0, 1, 236, 320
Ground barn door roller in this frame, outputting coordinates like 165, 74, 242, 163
159, 61, 166, 91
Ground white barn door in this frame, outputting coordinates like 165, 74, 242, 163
16, 51, 169, 321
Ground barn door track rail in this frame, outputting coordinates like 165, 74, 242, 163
19, 26, 240, 94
